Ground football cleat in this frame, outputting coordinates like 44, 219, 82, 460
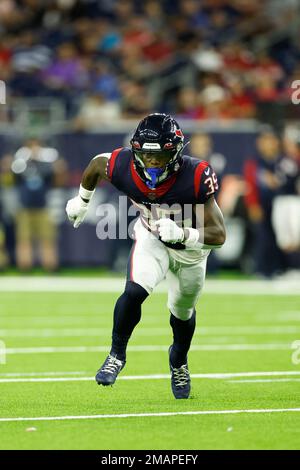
169, 346, 191, 399
95, 354, 125, 386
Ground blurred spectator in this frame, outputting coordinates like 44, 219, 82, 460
73, 92, 121, 131
175, 87, 200, 119
0, 218, 9, 270
203, 9, 237, 46
143, 0, 166, 32
220, 42, 255, 73
41, 43, 87, 90
120, 80, 152, 118
264, 0, 299, 31
0, 34, 13, 68
253, 74, 281, 103
92, 62, 120, 101
119, 42, 153, 82
11, 30, 52, 74
8, 30, 52, 98
11, 138, 67, 272
0, 155, 13, 271
271, 128, 300, 264
244, 129, 285, 277
192, 46, 223, 74
252, 51, 284, 84
198, 85, 234, 121
189, 132, 227, 177
0, 154, 16, 267
41, 42, 89, 112
226, 76, 256, 119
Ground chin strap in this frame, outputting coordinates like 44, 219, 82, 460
145, 167, 165, 189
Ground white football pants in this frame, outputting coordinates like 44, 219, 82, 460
128, 218, 210, 320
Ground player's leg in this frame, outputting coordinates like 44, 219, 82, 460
111, 229, 169, 359
95, 279, 148, 386
96, 225, 169, 386
110, 279, 149, 362
166, 254, 209, 398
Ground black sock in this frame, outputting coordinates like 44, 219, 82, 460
169, 310, 196, 367
110, 281, 148, 361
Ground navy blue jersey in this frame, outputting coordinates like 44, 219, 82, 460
277, 157, 300, 196
106, 147, 218, 249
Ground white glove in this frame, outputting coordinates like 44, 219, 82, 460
66, 185, 95, 228
155, 218, 184, 244
66, 196, 89, 228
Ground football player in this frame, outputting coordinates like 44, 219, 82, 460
66, 113, 226, 399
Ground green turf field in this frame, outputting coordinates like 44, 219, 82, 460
0, 281, 300, 450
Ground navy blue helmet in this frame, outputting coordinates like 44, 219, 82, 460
130, 113, 184, 189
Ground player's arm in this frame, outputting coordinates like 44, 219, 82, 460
156, 163, 226, 248
80, 155, 110, 191
66, 154, 110, 228
156, 197, 226, 248
189, 196, 226, 248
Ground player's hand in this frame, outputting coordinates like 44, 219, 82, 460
155, 218, 184, 244
66, 195, 89, 228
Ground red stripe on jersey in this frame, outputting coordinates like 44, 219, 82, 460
107, 147, 123, 180
130, 160, 177, 199
194, 160, 209, 199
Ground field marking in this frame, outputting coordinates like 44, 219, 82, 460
0, 377, 92, 383
1, 371, 300, 383
0, 371, 87, 378
229, 378, 300, 383
1, 408, 300, 423
0, 277, 299, 295
1, 325, 300, 337
4, 344, 294, 355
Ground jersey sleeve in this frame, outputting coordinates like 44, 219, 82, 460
194, 161, 219, 203
106, 147, 124, 181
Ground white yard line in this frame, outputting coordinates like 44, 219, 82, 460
273, 312, 300, 323
1, 408, 300, 423
4, 343, 293, 355
0, 371, 87, 378
1, 326, 300, 337
228, 378, 300, 383
1, 370, 300, 383
0, 377, 93, 383
0, 277, 299, 295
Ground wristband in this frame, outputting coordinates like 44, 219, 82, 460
184, 227, 222, 250
79, 184, 95, 202
183, 227, 200, 248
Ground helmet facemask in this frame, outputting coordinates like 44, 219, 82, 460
130, 113, 185, 189
132, 144, 183, 189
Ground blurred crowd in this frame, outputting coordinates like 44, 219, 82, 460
0, 0, 300, 126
